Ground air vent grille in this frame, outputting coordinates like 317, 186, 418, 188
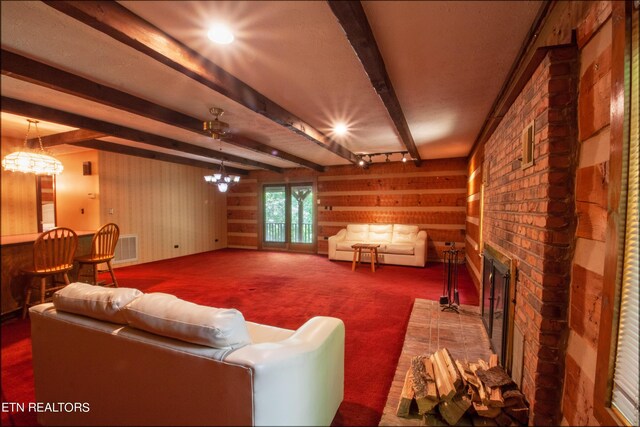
113, 234, 137, 264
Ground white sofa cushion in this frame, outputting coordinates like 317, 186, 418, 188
385, 243, 415, 255
53, 282, 142, 324
392, 224, 419, 243
368, 224, 393, 242
123, 293, 251, 349
336, 241, 361, 251
345, 224, 369, 241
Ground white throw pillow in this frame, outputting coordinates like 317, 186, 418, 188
123, 293, 251, 349
392, 224, 420, 243
53, 282, 143, 324
345, 224, 369, 241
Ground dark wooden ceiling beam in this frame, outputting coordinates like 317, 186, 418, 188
44, 0, 359, 164
28, 129, 107, 148
1, 96, 281, 172
1, 49, 324, 172
327, 0, 422, 166
73, 139, 248, 176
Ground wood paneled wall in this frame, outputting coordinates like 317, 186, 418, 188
563, 3, 614, 425
464, 2, 628, 425
228, 158, 468, 261
466, 143, 484, 293
1, 136, 38, 235
98, 151, 227, 266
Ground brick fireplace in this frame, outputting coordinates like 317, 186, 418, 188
480, 45, 579, 424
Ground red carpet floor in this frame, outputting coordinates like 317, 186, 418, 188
1, 249, 479, 426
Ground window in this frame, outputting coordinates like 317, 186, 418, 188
610, 5, 639, 424
262, 183, 315, 251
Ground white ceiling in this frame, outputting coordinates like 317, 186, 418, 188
1, 0, 542, 171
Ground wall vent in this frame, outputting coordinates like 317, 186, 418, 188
113, 234, 138, 264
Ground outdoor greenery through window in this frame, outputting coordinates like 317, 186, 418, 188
264, 184, 314, 244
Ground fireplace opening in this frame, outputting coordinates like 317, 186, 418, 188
481, 244, 515, 370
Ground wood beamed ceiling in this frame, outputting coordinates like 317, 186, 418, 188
0, 1, 546, 172
42, 0, 358, 170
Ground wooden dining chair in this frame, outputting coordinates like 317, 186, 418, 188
22, 227, 78, 318
75, 223, 120, 288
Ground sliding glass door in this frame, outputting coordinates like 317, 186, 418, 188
263, 183, 315, 251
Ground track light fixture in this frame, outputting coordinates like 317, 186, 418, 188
354, 151, 410, 168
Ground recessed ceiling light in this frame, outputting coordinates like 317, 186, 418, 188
208, 24, 234, 45
333, 123, 348, 135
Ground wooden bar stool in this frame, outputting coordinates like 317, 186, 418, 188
75, 223, 120, 287
22, 227, 78, 318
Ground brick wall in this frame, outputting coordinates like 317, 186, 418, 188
227, 158, 468, 261
480, 46, 579, 425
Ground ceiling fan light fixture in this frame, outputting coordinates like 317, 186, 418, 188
203, 107, 230, 140
203, 107, 240, 194
207, 23, 234, 45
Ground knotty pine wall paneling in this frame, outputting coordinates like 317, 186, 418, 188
227, 159, 468, 262
227, 178, 259, 249
1, 136, 38, 235
98, 151, 226, 266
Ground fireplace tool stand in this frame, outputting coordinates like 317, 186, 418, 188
440, 242, 462, 312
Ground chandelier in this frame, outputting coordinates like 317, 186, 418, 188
204, 161, 240, 193
2, 119, 64, 175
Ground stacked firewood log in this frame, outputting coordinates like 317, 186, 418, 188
396, 348, 529, 426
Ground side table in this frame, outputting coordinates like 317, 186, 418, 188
351, 243, 381, 272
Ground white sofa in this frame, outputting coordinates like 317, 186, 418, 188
328, 224, 427, 267
29, 283, 345, 426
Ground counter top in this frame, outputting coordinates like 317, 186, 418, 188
1, 230, 95, 247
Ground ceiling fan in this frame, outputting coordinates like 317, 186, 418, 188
203, 107, 230, 140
